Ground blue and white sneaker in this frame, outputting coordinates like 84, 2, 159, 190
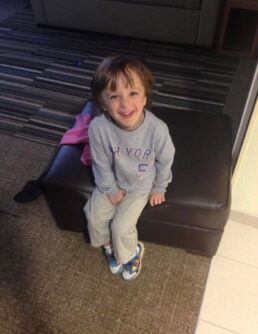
104, 247, 123, 275
122, 242, 145, 281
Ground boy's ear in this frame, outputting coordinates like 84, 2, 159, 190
98, 96, 107, 112
144, 95, 147, 107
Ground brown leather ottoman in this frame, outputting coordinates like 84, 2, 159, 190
42, 100, 232, 257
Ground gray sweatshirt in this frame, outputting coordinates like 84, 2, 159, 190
88, 110, 175, 197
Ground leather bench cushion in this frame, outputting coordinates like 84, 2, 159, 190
44, 104, 231, 232
143, 106, 232, 230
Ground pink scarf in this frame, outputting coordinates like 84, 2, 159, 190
59, 114, 92, 166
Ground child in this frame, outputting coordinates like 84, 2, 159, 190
84, 55, 175, 281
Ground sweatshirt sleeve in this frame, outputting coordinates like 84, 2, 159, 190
152, 124, 175, 193
88, 122, 120, 197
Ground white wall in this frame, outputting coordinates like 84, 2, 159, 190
232, 98, 258, 217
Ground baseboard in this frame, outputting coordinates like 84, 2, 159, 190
230, 210, 258, 229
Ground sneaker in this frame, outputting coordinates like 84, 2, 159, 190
104, 247, 123, 275
122, 242, 145, 281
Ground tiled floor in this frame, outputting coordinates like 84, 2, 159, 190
195, 211, 258, 334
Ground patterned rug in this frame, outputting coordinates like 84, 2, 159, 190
0, 5, 240, 147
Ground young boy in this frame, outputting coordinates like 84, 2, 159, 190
84, 55, 175, 281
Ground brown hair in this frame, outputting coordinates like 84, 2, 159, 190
91, 55, 154, 108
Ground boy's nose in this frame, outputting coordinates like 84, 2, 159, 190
120, 96, 130, 108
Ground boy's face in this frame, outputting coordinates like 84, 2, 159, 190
100, 71, 147, 130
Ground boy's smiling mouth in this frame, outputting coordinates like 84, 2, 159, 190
119, 110, 134, 117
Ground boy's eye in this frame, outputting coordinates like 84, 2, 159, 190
110, 95, 118, 100
130, 91, 138, 96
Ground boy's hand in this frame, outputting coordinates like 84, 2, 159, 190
109, 189, 126, 206
149, 192, 165, 207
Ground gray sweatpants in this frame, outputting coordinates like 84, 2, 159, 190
84, 188, 149, 264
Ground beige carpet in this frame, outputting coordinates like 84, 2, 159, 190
0, 133, 210, 334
